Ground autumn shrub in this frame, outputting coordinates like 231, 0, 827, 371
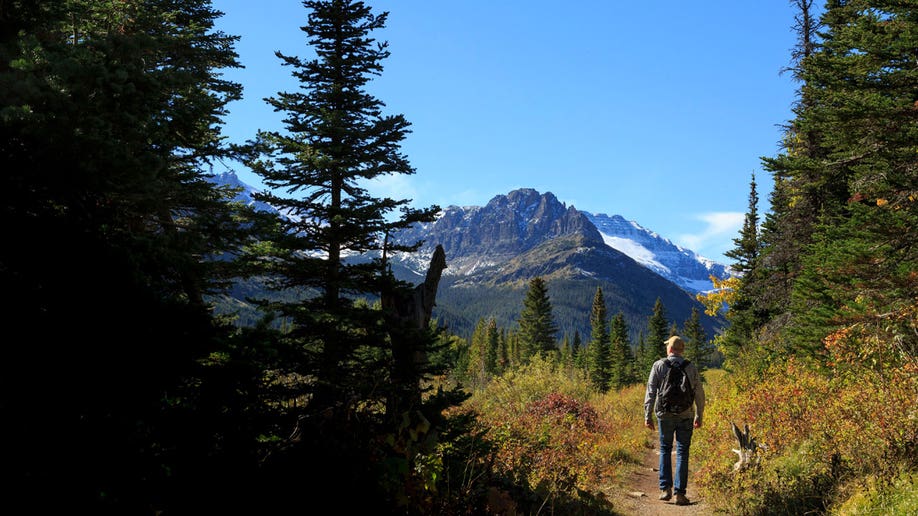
470, 354, 594, 418
693, 344, 918, 515
463, 356, 620, 513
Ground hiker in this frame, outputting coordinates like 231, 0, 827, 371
643, 335, 706, 506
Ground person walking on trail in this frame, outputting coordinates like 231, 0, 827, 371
644, 335, 706, 506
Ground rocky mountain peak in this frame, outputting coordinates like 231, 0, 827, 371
396, 189, 604, 275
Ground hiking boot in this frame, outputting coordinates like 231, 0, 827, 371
675, 493, 690, 505
659, 488, 672, 501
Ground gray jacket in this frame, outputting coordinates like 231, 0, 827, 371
643, 355, 705, 422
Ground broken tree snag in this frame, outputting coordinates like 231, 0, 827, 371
416, 244, 447, 328
731, 421, 762, 471
381, 245, 448, 418
381, 244, 447, 330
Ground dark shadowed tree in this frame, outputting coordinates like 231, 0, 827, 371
683, 307, 712, 376
0, 1, 257, 512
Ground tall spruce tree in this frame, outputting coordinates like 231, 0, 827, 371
498, 327, 511, 371
572, 330, 586, 369
725, 172, 762, 276
635, 331, 655, 380
757, 0, 824, 328
587, 286, 612, 392
241, 2, 447, 510
518, 276, 559, 361
244, 0, 438, 416
560, 334, 574, 367
467, 318, 490, 383
719, 172, 768, 360
485, 318, 500, 375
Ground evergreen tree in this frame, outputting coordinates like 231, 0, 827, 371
467, 318, 489, 382
725, 171, 762, 275
682, 307, 711, 376
506, 329, 521, 367
635, 331, 655, 381
498, 327, 511, 372
572, 330, 586, 370
485, 318, 500, 375
465, 317, 500, 383
757, 0, 824, 330
587, 286, 612, 392
517, 276, 559, 362
718, 173, 768, 361
240, 2, 452, 510
244, 0, 439, 415
647, 298, 670, 359
787, 1, 917, 360
609, 311, 634, 389
759, 1, 917, 362
560, 334, 574, 368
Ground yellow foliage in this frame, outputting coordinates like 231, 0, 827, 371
696, 275, 740, 317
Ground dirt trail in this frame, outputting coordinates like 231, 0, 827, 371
607, 443, 714, 515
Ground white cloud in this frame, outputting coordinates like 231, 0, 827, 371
677, 212, 745, 259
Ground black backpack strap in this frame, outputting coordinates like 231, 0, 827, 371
667, 358, 689, 371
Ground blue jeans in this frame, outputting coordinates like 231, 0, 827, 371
658, 417, 694, 494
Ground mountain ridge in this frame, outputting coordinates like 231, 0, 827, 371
208, 173, 730, 339
383, 188, 726, 338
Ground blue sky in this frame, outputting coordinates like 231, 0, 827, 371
211, 1, 801, 264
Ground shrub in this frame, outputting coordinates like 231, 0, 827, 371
463, 357, 619, 513
693, 354, 918, 515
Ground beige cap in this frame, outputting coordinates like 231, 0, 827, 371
664, 335, 685, 352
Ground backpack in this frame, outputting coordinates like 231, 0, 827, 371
658, 359, 694, 414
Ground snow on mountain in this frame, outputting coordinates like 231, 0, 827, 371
583, 212, 735, 294
206, 171, 301, 223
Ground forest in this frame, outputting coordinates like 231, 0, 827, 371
1, 1, 915, 514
